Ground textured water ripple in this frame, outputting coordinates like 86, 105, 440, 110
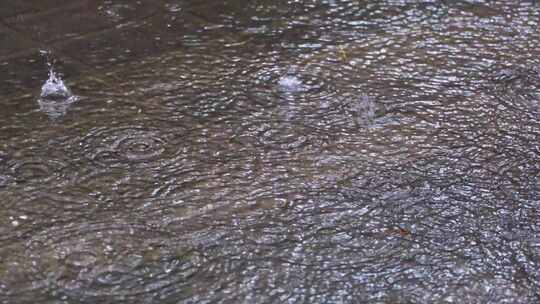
48, 121, 188, 175
0, 187, 98, 244
3, 1, 540, 303
18, 219, 203, 303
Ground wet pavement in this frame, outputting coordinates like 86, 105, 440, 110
2, 1, 540, 303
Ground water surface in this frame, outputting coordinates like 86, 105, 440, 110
2, 1, 540, 303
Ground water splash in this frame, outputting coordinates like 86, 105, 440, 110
278, 68, 305, 94
40, 68, 73, 101
350, 94, 379, 127
278, 75, 303, 91
38, 50, 78, 119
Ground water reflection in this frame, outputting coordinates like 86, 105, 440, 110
2, 0, 540, 303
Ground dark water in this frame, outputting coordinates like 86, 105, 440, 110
2, 1, 540, 303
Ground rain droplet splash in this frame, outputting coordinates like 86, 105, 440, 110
350, 94, 378, 127
278, 74, 303, 92
37, 50, 78, 119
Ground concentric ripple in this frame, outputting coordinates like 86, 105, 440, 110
78, 125, 182, 170
246, 60, 341, 103
7, 156, 74, 188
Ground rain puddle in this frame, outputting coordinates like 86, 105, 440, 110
2, 1, 540, 303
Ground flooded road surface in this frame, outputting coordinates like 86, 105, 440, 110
2, 1, 540, 303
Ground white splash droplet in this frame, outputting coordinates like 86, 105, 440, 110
40, 68, 73, 101
278, 75, 303, 92
37, 55, 78, 119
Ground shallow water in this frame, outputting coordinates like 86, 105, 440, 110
2, 1, 540, 303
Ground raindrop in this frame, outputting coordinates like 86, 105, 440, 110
350, 94, 379, 126
278, 74, 303, 92
37, 50, 78, 119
